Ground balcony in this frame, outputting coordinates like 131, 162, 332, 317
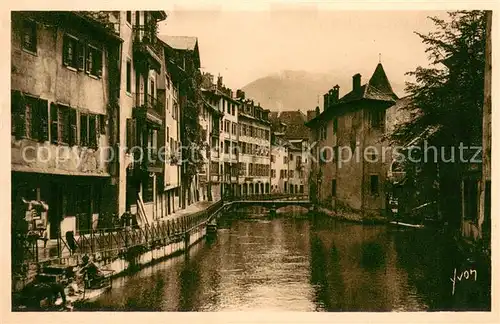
132, 25, 163, 72
133, 92, 164, 126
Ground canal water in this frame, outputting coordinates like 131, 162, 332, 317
80, 208, 490, 312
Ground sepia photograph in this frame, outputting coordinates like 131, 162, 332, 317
7, 3, 494, 317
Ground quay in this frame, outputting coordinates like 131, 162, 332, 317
12, 193, 313, 309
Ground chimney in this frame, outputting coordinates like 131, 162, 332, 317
352, 74, 361, 91
332, 85, 340, 102
217, 75, 223, 89
315, 106, 320, 116
323, 93, 329, 111
236, 89, 245, 99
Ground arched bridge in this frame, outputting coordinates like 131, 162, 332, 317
224, 194, 314, 215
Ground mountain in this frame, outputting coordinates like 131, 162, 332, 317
241, 70, 406, 113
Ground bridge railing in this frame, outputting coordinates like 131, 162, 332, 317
224, 193, 310, 202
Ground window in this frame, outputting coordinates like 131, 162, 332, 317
85, 45, 102, 77
271, 169, 276, 178
370, 175, 379, 195
63, 35, 84, 70
126, 11, 132, 24
224, 140, 230, 154
126, 60, 132, 93
231, 105, 235, 116
79, 114, 99, 148
333, 118, 338, 134
11, 92, 49, 142
371, 110, 385, 129
331, 179, 337, 197
150, 79, 156, 98
271, 155, 276, 163
21, 19, 37, 53
143, 176, 154, 203
290, 170, 294, 178
126, 118, 137, 149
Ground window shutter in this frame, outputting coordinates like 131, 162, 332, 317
11, 91, 25, 138
77, 41, 85, 70
39, 100, 49, 142
62, 36, 69, 66
69, 109, 77, 146
96, 49, 103, 77
89, 115, 97, 148
62, 107, 71, 144
99, 115, 106, 134
50, 103, 58, 143
126, 119, 132, 149
85, 46, 92, 74
80, 114, 88, 147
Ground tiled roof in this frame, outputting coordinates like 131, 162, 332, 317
306, 63, 399, 127
339, 63, 398, 104
278, 110, 309, 140
158, 35, 198, 51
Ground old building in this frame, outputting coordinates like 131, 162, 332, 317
119, 11, 167, 225
200, 73, 224, 202
273, 110, 310, 194
306, 63, 398, 217
158, 35, 202, 208
11, 11, 122, 239
270, 113, 289, 193
287, 139, 308, 195
211, 76, 240, 196
236, 92, 272, 195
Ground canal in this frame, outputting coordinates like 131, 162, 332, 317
80, 208, 490, 311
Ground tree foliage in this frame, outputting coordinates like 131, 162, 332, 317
390, 11, 487, 148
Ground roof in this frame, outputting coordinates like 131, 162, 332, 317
278, 110, 309, 140
306, 63, 399, 127
339, 63, 398, 104
158, 35, 198, 51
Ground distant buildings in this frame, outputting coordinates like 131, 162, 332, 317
306, 63, 398, 217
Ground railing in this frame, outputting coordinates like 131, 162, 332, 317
225, 193, 309, 202
133, 92, 163, 116
132, 25, 163, 60
14, 200, 225, 266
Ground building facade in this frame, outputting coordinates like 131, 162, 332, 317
11, 11, 122, 239
306, 63, 398, 217
201, 73, 224, 202
270, 116, 289, 193
236, 92, 272, 195
119, 11, 167, 225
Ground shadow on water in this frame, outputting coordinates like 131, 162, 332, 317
360, 241, 386, 270
80, 210, 490, 312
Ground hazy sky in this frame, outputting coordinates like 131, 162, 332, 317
159, 9, 448, 92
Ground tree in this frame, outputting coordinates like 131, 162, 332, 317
388, 11, 488, 228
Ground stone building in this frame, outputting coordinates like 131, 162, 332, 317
212, 76, 240, 196
200, 73, 224, 202
158, 35, 202, 208
236, 93, 272, 195
306, 63, 398, 217
269, 113, 289, 193
11, 11, 122, 238
274, 110, 310, 194
119, 11, 167, 224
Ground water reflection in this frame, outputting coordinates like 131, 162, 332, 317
81, 210, 489, 312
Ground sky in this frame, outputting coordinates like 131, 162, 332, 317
159, 8, 449, 91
